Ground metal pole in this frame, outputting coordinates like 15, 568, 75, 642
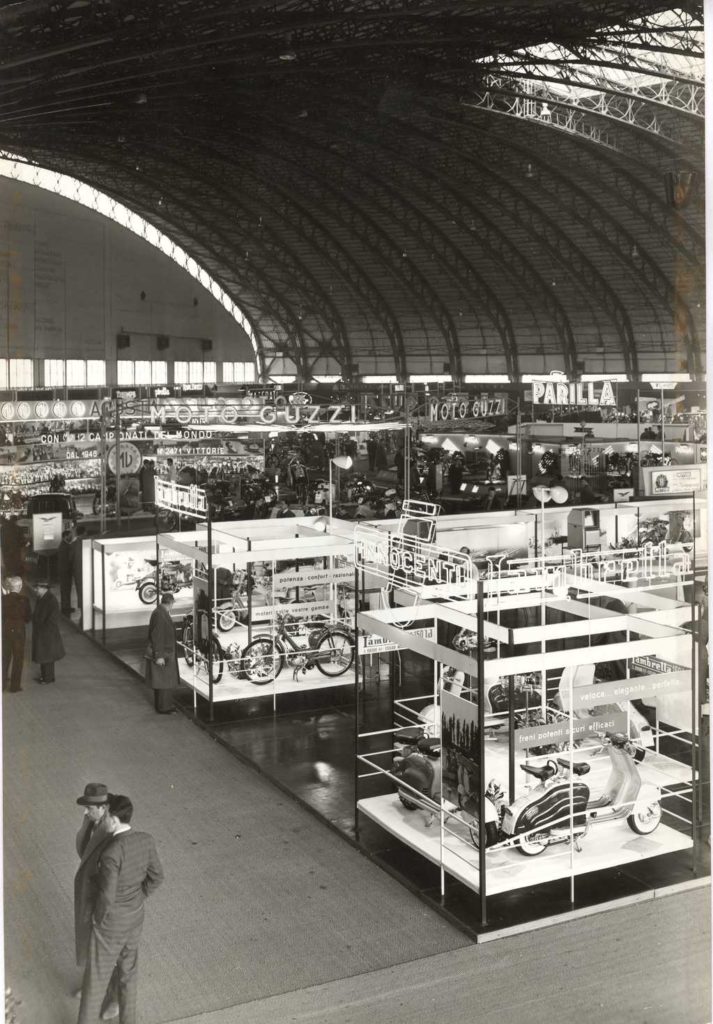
476, 578, 487, 926
207, 504, 214, 723
515, 397, 522, 512
246, 537, 252, 645
115, 397, 121, 531
354, 560, 360, 840
508, 675, 515, 804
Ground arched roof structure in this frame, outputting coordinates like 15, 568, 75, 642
0, 1, 704, 383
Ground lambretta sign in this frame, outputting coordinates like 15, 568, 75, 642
354, 523, 474, 596
531, 379, 616, 407
155, 480, 208, 519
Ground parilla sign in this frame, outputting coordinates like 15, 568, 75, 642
531, 379, 616, 407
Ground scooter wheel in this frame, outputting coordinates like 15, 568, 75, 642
517, 834, 547, 856
627, 801, 662, 835
398, 792, 419, 811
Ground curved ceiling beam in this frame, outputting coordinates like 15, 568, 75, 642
9, 144, 317, 373
170, 132, 405, 378
0, 148, 267, 371
215, 118, 463, 378
135, 140, 353, 377
327, 103, 636, 375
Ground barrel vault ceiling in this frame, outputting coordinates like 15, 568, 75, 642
0, 1, 705, 382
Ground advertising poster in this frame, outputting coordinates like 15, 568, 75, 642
441, 689, 480, 813
644, 465, 704, 496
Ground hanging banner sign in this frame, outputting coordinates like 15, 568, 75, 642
147, 401, 357, 427
358, 625, 436, 656
515, 712, 628, 750
155, 480, 208, 519
566, 671, 690, 709
428, 395, 504, 422
531, 379, 616, 407
354, 523, 473, 596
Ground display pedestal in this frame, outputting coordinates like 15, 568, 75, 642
357, 794, 692, 895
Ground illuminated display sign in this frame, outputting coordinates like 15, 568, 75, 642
531, 379, 616, 407
0, 398, 109, 422
354, 523, 474, 596
515, 712, 628, 750
148, 399, 357, 427
428, 395, 503, 422
155, 480, 208, 519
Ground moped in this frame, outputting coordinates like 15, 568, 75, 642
464, 733, 661, 856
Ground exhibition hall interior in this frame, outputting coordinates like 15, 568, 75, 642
0, 2, 709, 1023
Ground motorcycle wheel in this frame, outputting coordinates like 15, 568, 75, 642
627, 801, 662, 835
314, 628, 354, 677
182, 622, 194, 667
217, 607, 236, 632
241, 638, 283, 684
517, 834, 548, 856
138, 582, 157, 605
210, 636, 224, 684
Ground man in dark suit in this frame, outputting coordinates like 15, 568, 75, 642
77, 794, 164, 1024
144, 592, 180, 713
2, 576, 31, 692
73, 783, 119, 1020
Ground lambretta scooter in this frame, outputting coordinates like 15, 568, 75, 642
464, 733, 661, 855
392, 727, 442, 826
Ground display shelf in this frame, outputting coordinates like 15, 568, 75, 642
178, 655, 355, 702
357, 795, 692, 895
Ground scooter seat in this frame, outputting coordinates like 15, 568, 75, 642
395, 727, 423, 744
520, 762, 557, 781
557, 759, 591, 776
416, 736, 441, 757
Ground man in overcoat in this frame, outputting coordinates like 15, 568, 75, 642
77, 794, 164, 1024
31, 580, 65, 683
2, 576, 31, 692
74, 783, 119, 1020
144, 591, 180, 713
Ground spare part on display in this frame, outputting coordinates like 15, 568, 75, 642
240, 611, 354, 684
459, 734, 661, 856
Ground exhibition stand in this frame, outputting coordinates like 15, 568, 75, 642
353, 501, 706, 935
85, 486, 708, 936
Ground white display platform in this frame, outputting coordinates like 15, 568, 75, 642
96, 586, 193, 628
177, 618, 356, 704
357, 794, 692, 896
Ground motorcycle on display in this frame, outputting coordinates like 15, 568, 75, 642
460, 733, 662, 856
137, 559, 192, 605
240, 610, 354, 684
180, 613, 225, 683
214, 568, 271, 632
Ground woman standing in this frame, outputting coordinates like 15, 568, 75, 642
32, 581, 65, 684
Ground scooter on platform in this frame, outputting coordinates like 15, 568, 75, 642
392, 727, 442, 826
462, 733, 662, 856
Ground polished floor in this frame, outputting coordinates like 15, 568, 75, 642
7, 619, 709, 1023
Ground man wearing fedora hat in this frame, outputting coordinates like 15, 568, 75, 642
78, 794, 163, 1024
74, 784, 119, 1021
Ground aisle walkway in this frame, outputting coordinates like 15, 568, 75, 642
3, 624, 711, 1024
